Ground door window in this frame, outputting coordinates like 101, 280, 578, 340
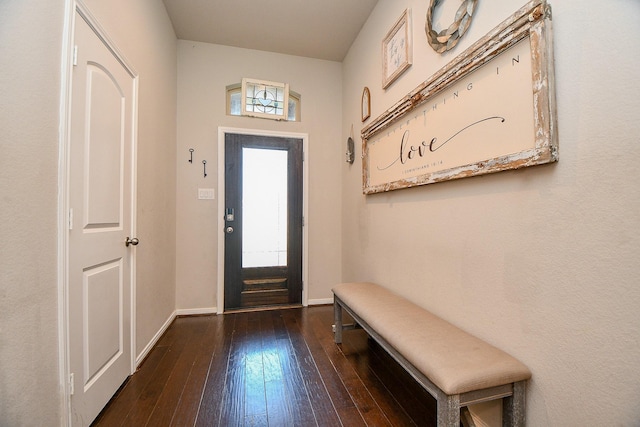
242, 147, 288, 268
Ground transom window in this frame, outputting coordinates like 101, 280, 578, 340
226, 79, 301, 122
242, 78, 287, 119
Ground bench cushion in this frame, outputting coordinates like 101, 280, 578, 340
333, 282, 531, 395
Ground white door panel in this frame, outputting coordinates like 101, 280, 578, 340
82, 259, 123, 389
84, 64, 124, 229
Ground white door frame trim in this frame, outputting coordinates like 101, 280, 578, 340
58, 1, 139, 424
217, 127, 310, 314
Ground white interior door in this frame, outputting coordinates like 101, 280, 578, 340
68, 9, 137, 426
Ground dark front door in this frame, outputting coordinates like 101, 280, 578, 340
224, 133, 303, 311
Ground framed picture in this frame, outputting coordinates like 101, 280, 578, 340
361, 87, 371, 122
382, 9, 412, 89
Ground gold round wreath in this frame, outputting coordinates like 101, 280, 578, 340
425, 0, 477, 54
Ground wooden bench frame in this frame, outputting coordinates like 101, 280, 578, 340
334, 295, 527, 427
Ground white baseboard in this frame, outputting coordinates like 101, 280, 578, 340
176, 307, 217, 316
135, 310, 176, 367
308, 298, 333, 305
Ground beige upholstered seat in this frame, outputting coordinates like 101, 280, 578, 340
332, 282, 531, 396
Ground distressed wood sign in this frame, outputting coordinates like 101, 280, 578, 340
362, 0, 557, 194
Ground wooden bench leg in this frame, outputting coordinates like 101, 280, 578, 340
503, 381, 526, 427
437, 394, 460, 427
333, 298, 343, 344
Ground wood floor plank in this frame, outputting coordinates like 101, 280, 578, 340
169, 315, 224, 426
307, 308, 392, 426
305, 308, 361, 411
282, 309, 342, 427
92, 344, 169, 426
218, 312, 249, 426
121, 316, 201, 426
272, 310, 318, 426
337, 405, 368, 427
145, 316, 211, 426
244, 312, 268, 423
194, 313, 236, 426
259, 311, 294, 426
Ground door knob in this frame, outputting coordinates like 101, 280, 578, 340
125, 237, 139, 247
226, 226, 234, 234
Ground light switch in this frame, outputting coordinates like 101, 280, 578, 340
198, 188, 215, 200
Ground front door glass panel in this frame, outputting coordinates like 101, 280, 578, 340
242, 147, 288, 268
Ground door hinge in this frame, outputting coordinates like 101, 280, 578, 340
72, 45, 78, 66
69, 373, 75, 395
68, 208, 73, 230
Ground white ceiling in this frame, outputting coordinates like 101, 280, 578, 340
162, 0, 379, 62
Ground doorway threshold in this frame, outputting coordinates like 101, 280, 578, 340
223, 304, 303, 314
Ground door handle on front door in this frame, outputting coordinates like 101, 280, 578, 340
125, 237, 139, 247
226, 227, 234, 234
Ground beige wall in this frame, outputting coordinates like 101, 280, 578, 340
175, 42, 343, 310
0, 0, 65, 424
342, 0, 640, 425
0, 0, 177, 424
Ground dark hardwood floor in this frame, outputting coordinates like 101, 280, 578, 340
92, 305, 437, 426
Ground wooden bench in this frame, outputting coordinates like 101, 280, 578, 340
333, 282, 531, 427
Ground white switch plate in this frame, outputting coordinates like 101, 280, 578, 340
198, 188, 215, 200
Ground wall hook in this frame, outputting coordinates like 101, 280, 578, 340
202, 160, 207, 177
188, 148, 194, 163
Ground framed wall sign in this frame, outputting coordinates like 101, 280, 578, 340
382, 9, 412, 89
362, 0, 557, 194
